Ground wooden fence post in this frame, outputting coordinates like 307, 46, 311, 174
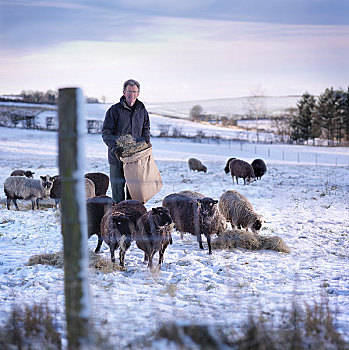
58, 88, 92, 350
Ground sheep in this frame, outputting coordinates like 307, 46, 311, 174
50, 176, 95, 207
251, 159, 267, 180
50, 175, 61, 207
114, 199, 147, 232
86, 195, 115, 253
85, 172, 109, 196
85, 178, 96, 199
100, 199, 147, 266
100, 207, 132, 266
4, 175, 54, 210
219, 190, 262, 234
229, 159, 255, 185
188, 158, 207, 173
10, 170, 35, 178
162, 190, 226, 254
134, 207, 173, 268
224, 158, 236, 174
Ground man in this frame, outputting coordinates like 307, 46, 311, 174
102, 79, 151, 203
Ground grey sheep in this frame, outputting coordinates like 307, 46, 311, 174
4, 175, 54, 210
86, 195, 115, 253
229, 159, 255, 185
50, 176, 95, 207
188, 158, 207, 173
10, 169, 35, 178
85, 172, 109, 196
162, 190, 226, 254
251, 159, 267, 180
100, 206, 132, 266
224, 158, 236, 174
219, 190, 262, 233
135, 207, 173, 268
100, 199, 147, 265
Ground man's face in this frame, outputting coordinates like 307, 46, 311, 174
123, 84, 139, 107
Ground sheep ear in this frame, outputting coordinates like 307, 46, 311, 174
40, 176, 45, 181
152, 208, 158, 214
213, 200, 218, 204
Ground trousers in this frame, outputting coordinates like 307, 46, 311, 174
110, 162, 131, 203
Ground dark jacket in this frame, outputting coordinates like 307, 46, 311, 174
102, 96, 151, 165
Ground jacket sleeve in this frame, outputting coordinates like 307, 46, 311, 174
142, 109, 151, 143
102, 108, 118, 152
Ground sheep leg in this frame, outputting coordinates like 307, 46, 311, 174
110, 240, 118, 263
158, 243, 168, 266
6, 198, 11, 210
94, 236, 103, 253
206, 235, 212, 255
35, 198, 40, 210
12, 199, 19, 210
119, 236, 131, 267
143, 253, 149, 263
147, 252, 154, 268
196, 234, 204, 250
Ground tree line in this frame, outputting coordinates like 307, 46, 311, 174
0, 90, 100, 105
290, 87, 349, 145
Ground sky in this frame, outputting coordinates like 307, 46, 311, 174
0, 0, 348, 103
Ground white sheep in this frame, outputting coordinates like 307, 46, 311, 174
4, 175, 54, 210
219, 190, 262, 233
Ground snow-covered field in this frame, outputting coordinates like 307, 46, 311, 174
0, 124, 348, 348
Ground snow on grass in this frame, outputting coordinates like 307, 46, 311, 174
0, 125, 348, 348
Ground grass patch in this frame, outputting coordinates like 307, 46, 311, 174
213, 229, 290, 253
27, 251, 125, 272
0, 302, 61, 350
127, 296, 347, 349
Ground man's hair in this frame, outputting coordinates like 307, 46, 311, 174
123, 79, 140, 91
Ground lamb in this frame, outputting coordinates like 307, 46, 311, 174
229, 159, 255, 185
134, 207, 173, 268
219, 190, 262, 233
224, 158, 236, 174
4, 175, 54, 210
162, 190, 226, 254
86, 195, 115, 253
50, 176, 95, 207
188, 158, 207, 173
100, 207, 132, 266
251, 159, 267, 180
10, 169, 35, 178
85, 172, 109, 196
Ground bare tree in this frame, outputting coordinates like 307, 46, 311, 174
245, 87, 267, 143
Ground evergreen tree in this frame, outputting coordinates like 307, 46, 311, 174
296, 93, 317, 143
333, 88, 349, 143
316, 88, 338, 145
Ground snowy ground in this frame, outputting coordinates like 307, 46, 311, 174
0, 125, 348, 348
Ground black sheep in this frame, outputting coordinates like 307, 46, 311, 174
251, 159, 267, 180
135, 207, 173, 268
224, 158, 236, 174
85, 172, 109, 196
86, 195, 115, 253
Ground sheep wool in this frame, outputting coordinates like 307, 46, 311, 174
4, 175, 54, 210
219, 190, 262, 233
135, 207, 173, 268
188, 158, 207, 173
